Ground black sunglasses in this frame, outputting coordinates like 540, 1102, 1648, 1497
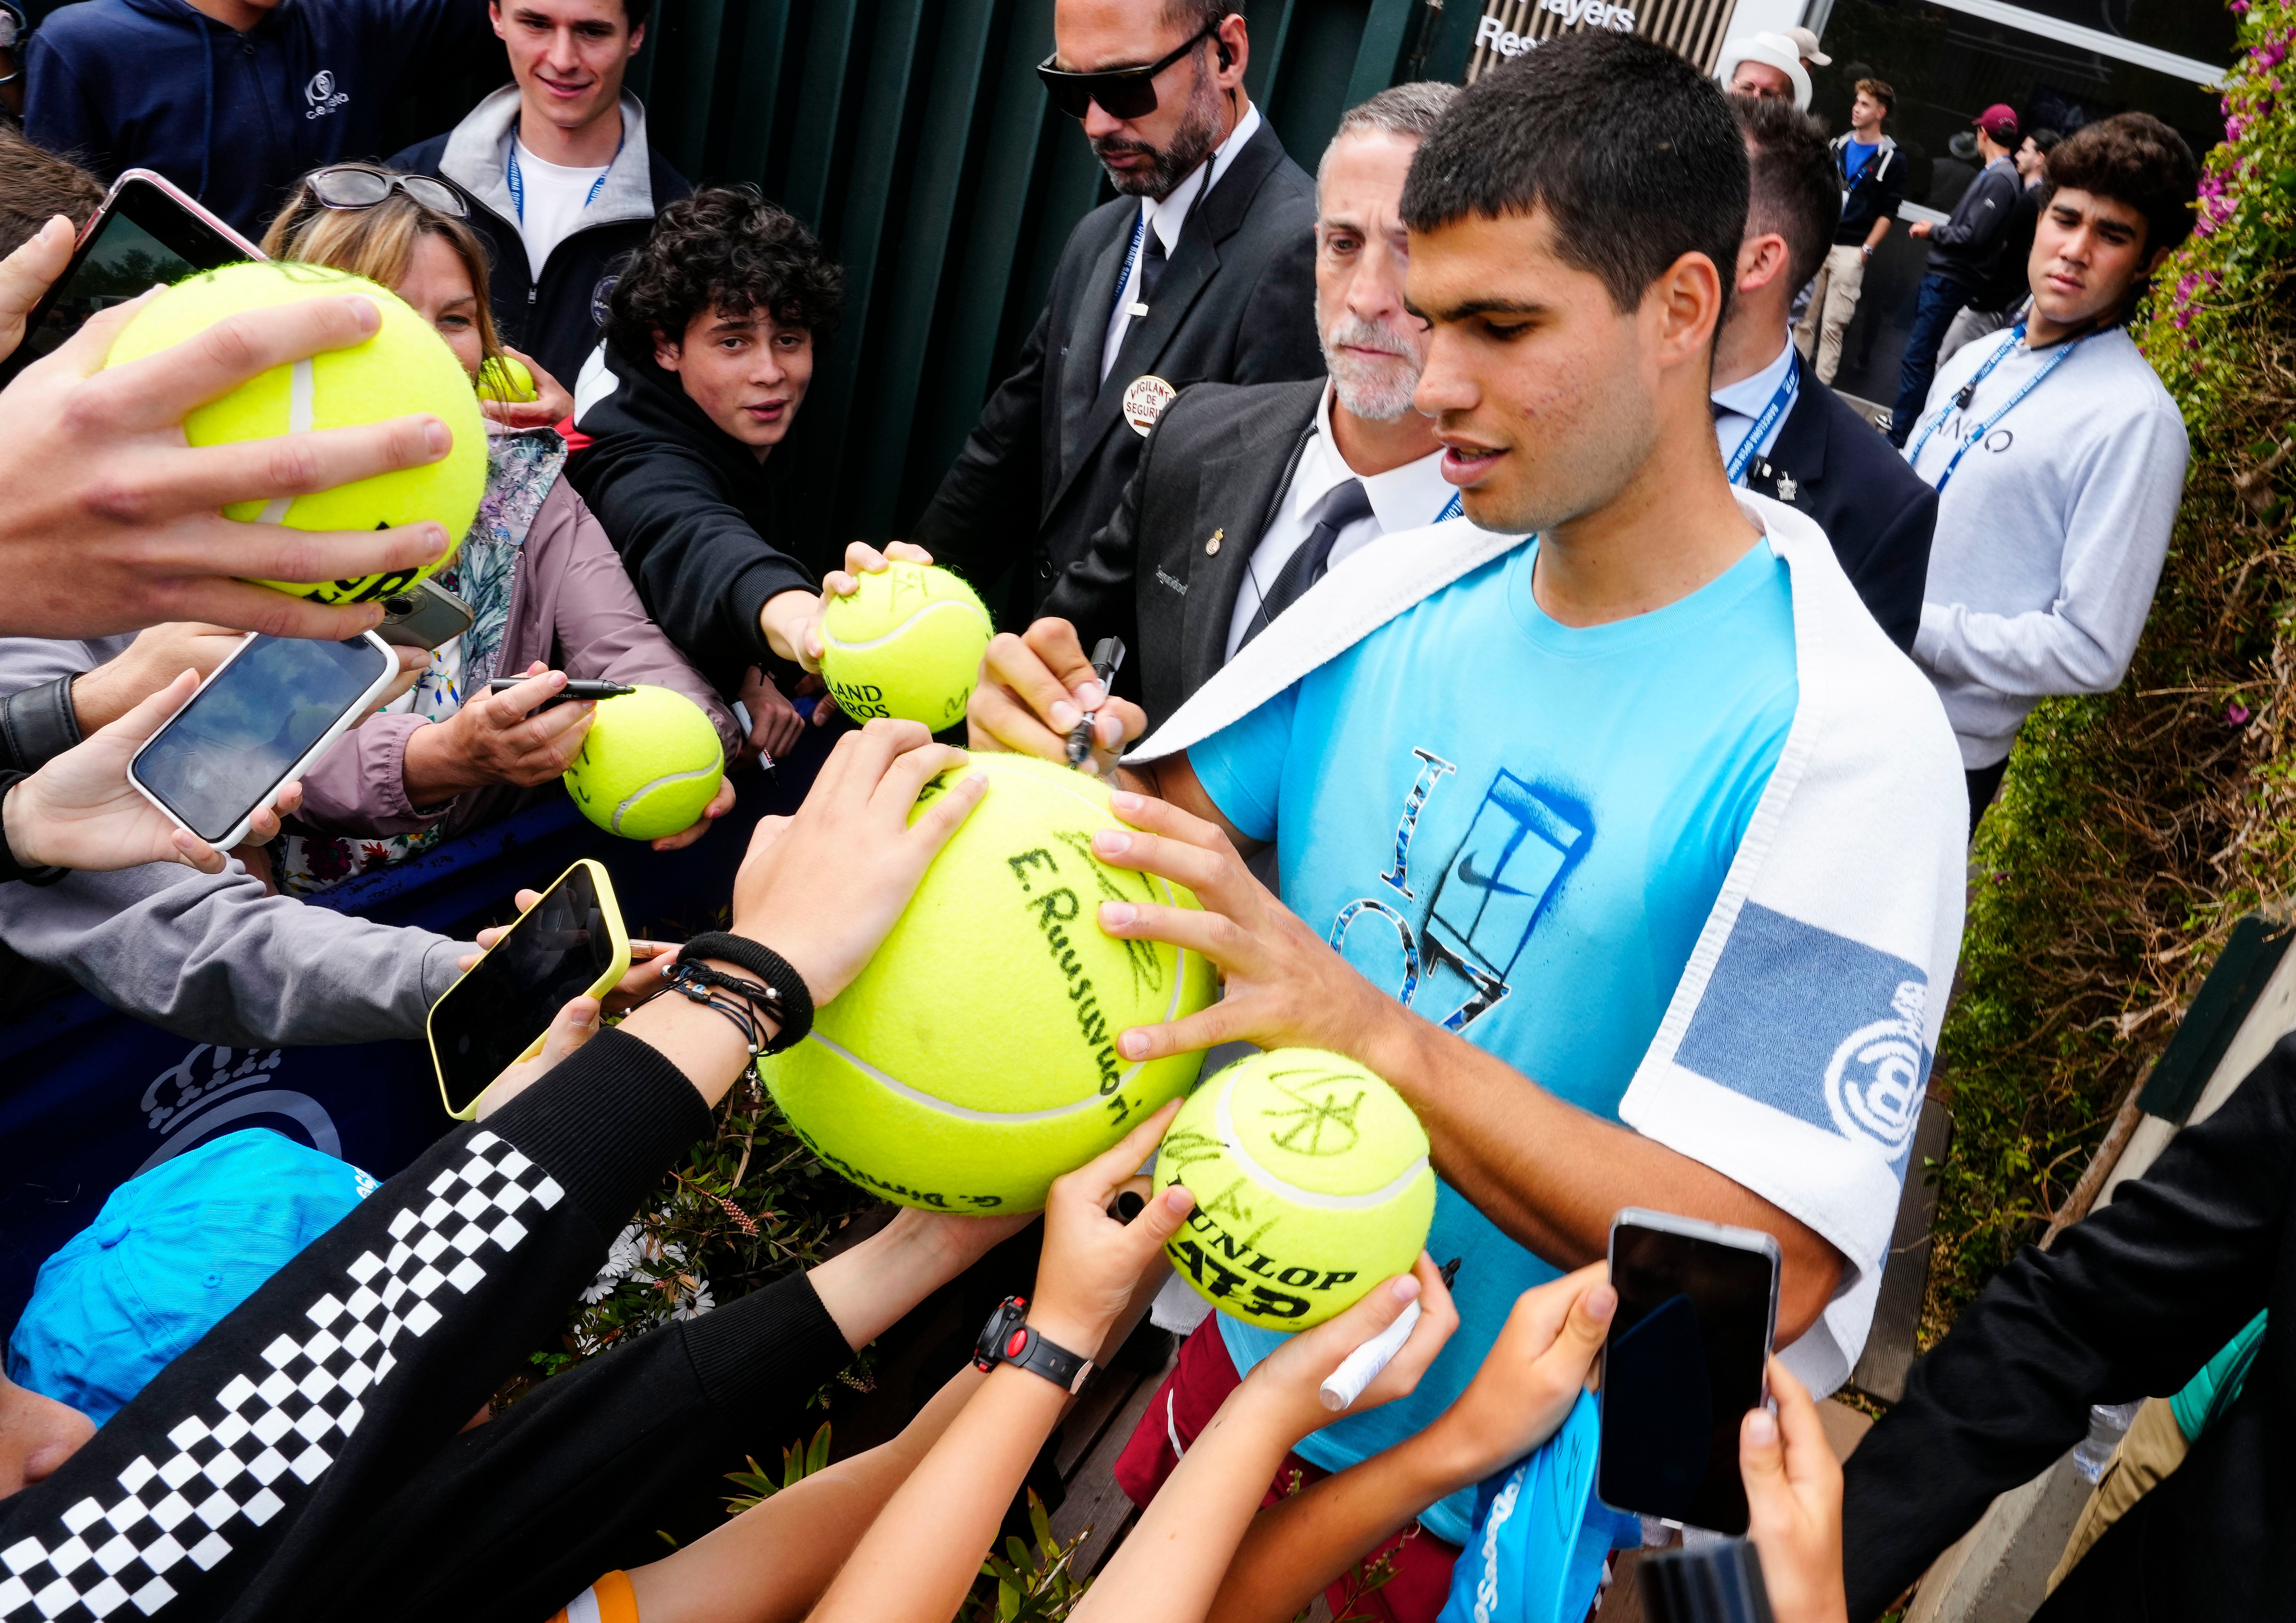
303, 165, 467, 218
1036, 19, 1216, 121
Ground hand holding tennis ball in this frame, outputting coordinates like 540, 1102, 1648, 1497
101, 262, 485, 606
818, 555, 993, 730
562, 685, 727, 842
477, 352, 537, 403
1023, 1097, 1196, 1354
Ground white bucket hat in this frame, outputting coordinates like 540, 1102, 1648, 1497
1715, 31, 1813, 110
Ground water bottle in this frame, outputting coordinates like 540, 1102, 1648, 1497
2073, 1400, 2144, 1484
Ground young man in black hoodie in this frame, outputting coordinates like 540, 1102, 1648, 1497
0, 719, 1017, 1623
569, 189, 853, 759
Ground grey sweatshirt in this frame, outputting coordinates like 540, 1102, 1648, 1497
0, 636, 468, 1046
1909, 326, 2189, 768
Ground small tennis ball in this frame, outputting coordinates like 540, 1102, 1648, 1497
758, 752, 1218, 1211
1157, 1049, 1436, 1331
103, 260, 486, 606
820, 561, 993, 731
562, 685, 725, 840
479, 353, 537, 403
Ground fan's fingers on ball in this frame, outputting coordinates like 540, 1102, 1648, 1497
905, 765, 986, 854
150, 414, 453, 515
102, 295, 384, 430
1116, 1006, 1232, 1063
167, 511, 450, 589
1069, 1096, 1184, 1199
873, 739, 970, 814
158, 580, 385, 643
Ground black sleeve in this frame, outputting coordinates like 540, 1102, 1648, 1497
908, 306, 1051, 581
1229, 230, 1322, 387
571, 443, 817, 686
1840, 1038, 2296, 1620
1876, 154, 1907, 222
328, 1270, 854, 1622
0, 1029, 710, 1623
0, 676, 85, 774
1041, 413, 1157, 644
1930, 169, 2018, 251
1843, 482, 1935, 655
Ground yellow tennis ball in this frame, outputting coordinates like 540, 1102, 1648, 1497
562, 685, 725, 840
479, 353, 537, 403
820, 561, 993, 731
759, 752, 1218, 1211
103, 260, 486, 606
1157, 1049, 1436, 1331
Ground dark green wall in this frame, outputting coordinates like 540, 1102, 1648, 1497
618, 0, 1485, 562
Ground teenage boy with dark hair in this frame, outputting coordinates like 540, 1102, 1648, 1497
1795, 77, 1901, 385
22, 0, 492, 240
971, 33, 1964, 1620
1906, 111, 2195, 823
569, 188, 853, 760
1717, 93, 1934, 653
390, 0, 688, 387
1889, 103, 2023, 445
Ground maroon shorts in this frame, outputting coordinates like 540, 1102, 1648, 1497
1114, 1318, 1461, 1623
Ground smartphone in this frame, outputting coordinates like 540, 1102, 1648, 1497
1597, 1209, 1782, 1536
1, 169, 262, 384
126, 630, 399, 850
375, 578, 475, 650
1640, 1538, 1777, 1623
427, 859, 631, 1120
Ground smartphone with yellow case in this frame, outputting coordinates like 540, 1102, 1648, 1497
428, 859, 631, 1120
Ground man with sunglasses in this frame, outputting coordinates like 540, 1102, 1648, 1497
391, 0, 688, 386
907, 0, 1321, 629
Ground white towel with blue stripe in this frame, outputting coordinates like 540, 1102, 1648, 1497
1130, 492, 1967, 1389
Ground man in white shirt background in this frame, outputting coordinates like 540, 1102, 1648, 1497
392, 0, 692, 390
1019, 82, 1459, 735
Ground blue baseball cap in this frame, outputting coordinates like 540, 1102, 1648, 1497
8, 1130, 375, 1425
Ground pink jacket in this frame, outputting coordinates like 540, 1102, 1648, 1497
294, 476, 740, 841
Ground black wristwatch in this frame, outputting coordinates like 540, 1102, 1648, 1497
974, 1295, 1094, 1394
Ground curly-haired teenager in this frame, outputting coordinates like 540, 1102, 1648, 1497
1902, 112, 2197, 825
569, 188, 908, 752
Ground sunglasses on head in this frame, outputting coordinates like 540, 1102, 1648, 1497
302, 165, 467, 218
1036, 19, 1220, 121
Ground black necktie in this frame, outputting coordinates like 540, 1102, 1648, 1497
1241, 479, 1374, 647
1138, 229, 1167, 305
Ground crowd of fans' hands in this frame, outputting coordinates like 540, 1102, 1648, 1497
2, 668, 300, 874
0, 265, 459, 641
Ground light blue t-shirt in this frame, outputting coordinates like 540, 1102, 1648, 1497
1193, 533, 1798, 1545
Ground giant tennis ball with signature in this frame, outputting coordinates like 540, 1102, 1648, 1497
104, 261, 485, 605
757, 752, 1218, 1210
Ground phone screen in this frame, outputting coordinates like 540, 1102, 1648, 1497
432, 866, 617, 1114
9, 177, 249, 375
131, 635, 389, 843
1597, 1220, 1778, 1535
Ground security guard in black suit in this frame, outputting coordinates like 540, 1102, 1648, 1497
1721, 95, 1934, 654
908, 3, 1321, 622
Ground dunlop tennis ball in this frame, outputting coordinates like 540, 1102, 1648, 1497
1157, 1049, 1436, 1330
758, 752, 1218, 1210
103, 261, 486, 605
820, 561, 993, 731
562, 685, 725, 840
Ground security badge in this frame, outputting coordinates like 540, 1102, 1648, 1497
1122, 374, 1177, 437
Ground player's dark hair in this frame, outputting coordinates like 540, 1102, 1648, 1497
2043, 112, 2199, 257
607, 186, 844, 358
0, 126, 105, 259
1732, 93, 1841, 292
1400, 32, 1749, 327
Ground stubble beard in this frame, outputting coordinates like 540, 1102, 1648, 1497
1322, 314, 1424, 422
1092, 54, 1226, 200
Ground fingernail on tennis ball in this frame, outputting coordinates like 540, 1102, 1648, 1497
758, 752, 1219, 1211
1158, 1049, 1436, 1331
819, 561, 992, 730
479, 353, 538, 403
102, 261, 487, 606
562, 685, 725, 840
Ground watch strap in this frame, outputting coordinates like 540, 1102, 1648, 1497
974, 1296, 1093, 1393
681, 931, 813, 1051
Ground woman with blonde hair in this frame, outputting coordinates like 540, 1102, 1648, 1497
256, 164, 740, 891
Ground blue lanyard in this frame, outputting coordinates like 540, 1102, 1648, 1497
1721, 352, 1801, 485
1436, 491, 1462, 522
506, 140, 611, 225
1906, 323, 2085, 493
1112, 212, 1149, 320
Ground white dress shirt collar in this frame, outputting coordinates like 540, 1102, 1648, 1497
1710, 328, 1798, 468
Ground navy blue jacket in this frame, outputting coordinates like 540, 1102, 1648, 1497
24, 0, 490, 240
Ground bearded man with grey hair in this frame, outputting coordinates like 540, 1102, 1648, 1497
1035, 80, 1461, 733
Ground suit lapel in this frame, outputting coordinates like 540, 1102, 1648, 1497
1059, 217, 1134, 479
1048, 122, 1290, 518
1752, 353, 1830, 504
1179, 391, 1320, 690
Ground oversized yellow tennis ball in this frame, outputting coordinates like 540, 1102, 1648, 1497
1157, 1049, 1436, 1330
103, 260, 486, 605
820, 561, 993, 731
759, 752, 1218, 1211
479, 353, 537, 403
562, 685, 725, 840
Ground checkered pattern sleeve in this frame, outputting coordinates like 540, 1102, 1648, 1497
0, 1028, 710, 1623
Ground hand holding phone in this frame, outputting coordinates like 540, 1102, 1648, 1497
3, 668, 303, 874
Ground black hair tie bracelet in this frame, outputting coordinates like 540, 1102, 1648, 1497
670, 931, 815, 1058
